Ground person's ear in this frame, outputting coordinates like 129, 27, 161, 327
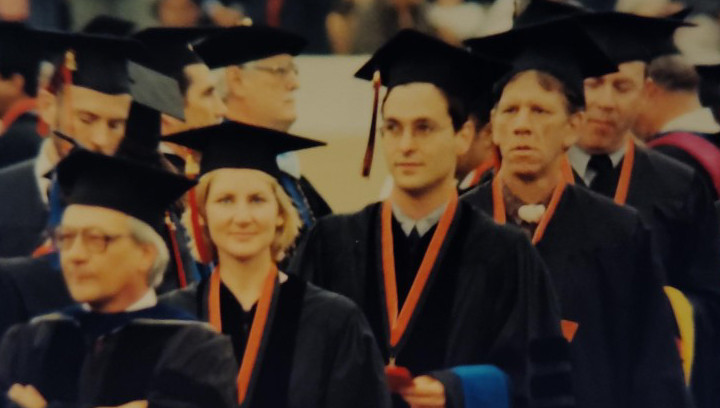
455, 119, 474, 156
642, 78, 660, 99
563, 110, 584, 149
490, 108, 503, 146
225, 66, 246, 98
37, 88, 57, 128
160, 113, 184, 136
138, 242, 158, 276
9, 73, 25, 96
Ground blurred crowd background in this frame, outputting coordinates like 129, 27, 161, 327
1, 0, 719, 56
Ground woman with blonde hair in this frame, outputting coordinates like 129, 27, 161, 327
161, 121, 390, 408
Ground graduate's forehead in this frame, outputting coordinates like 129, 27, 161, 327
62, 85, 133, 115
62, 205, 130, 231
205, 168, 275, 194
497, 71, 567, 106
382, 82, 451, 122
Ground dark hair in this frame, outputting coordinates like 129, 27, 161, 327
648, 55, 700, 93
382, 83, 469, 132
0, 62, 39, 97
493, 70, 584, 115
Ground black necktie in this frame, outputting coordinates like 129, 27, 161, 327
588, 154, 616, 197
407, 227, 421, 253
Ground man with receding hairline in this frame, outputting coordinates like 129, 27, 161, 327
634, 55, 720, 200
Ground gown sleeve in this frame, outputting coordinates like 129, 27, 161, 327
323, 302, 391, 408
627, 221, 693, 408
0, 324, 84, 408
674, 175, 720, 408
149, 324, 239, 408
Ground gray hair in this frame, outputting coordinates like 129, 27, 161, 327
127, 216, 169, 288
648, 55, 701, 93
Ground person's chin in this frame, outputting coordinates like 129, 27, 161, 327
67, 286, 102, 305
224, 242, 265, 260
506, 163, 542, 180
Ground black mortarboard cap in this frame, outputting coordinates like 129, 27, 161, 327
57, 149, 196, 230
193, 26, 306, 69
464, 18, 617, 104
114, 62, 185, 167
163, 121, 325, 178
578, 12, 692, 64
133, 27, 220, 78
128, 61, 185, 120
355, 29, 508, 106
81, 15, 136, 36
40, 30, 144, 95
696, 65, 720, 107
512, 1, 691, 64
668, 7, 693, 22
0, 23, 42, 86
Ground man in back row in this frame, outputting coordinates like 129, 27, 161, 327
0, 33, 136, 257
552, 4, 720, 407
194, 25, 332, 229
633, 55, 720, 200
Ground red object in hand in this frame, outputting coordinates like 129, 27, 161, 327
385, 364, 413, 392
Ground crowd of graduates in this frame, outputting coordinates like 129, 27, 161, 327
0, 0, 719, 407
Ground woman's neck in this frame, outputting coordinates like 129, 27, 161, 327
217, 249, 274, 311
498, 160, 562, 204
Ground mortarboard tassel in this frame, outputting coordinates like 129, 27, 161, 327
165, 212, 188, 288
362, 70, 381, 177
185, 153, 213, 264
61, 50, 76, 137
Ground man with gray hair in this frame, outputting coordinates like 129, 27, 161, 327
0, 150, 238, 408
634, 55, 720, 200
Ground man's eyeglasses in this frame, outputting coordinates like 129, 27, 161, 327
52, 227, 130, 254
244, 63, 299, 79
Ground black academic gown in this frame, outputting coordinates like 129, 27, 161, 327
650, 131, 720, 200
290, 201, 569, 408
0, 112, 42, 169
0, 158, 48, 257
0, 304, 239, 408
0, 253, 73, 340
572, 145, 720, 408
463, 182, 690, 408
161, 273, 391, 408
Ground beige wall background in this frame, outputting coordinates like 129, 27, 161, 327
290, 55, 390, 214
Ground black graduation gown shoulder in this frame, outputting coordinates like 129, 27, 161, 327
463, 182, 691, 408
298, 175, 332, 219
621, 146, 720, 295
161, 274, 391, 408
0, 304, 239, 408
290, 200, 567, 408
0, 112, 42, 169
0, 253, 73, 339
0, 158, 48, 257
650, 131, 720, 200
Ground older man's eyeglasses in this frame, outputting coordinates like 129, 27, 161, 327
52, 227, 130, 254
